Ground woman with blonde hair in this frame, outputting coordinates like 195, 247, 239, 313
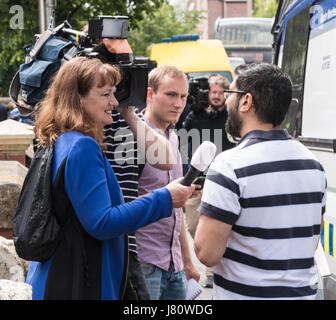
26, 57, 194, 300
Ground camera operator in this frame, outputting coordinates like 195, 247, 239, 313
182, 74, 235, 288
183, 74, 234, 152
80, 23, 177, 300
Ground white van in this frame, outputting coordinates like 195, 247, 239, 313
272, 0, 336, 299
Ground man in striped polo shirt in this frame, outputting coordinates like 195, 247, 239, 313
194, 63, 327, 300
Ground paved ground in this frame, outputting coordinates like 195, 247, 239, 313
186, 224, 213, 300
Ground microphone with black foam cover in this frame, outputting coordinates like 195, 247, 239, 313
182, 141, 217, 186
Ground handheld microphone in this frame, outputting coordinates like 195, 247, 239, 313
182, 141, 217, 186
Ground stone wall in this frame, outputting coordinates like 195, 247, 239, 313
0, 119, 35, 167
0, 280, 32, 300
0, 130, 32, 299
0, 236, 31, 300
0, 160, 28, 239
0, 184, 21, 237
0, 236, 29, 280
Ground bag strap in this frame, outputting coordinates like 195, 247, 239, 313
8, 71, 29, 111
53, 156, 72, 226
27, 29, 54, 63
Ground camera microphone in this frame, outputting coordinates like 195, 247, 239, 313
182, 141, 217, 186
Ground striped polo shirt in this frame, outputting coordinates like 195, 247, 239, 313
104, 109, 144, 254
199, 129, 327, 300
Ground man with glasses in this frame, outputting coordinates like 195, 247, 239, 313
194, 63, 326, 300
183, 74, 235, 288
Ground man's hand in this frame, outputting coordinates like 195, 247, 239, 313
190, 185, 202, 198
116, 106, 175, 170
183, 262, 200, 282
166, 178, 195, 208
115, 105, 136, 120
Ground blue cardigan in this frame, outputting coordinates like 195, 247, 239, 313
26, 131, 173, 299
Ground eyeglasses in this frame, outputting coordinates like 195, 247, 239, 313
224, 89, 247, 99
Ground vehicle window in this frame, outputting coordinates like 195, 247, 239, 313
214, 18, 273, 63
280, 6, 311, 138
227, 48, 272, 64
217, 21, 273, 46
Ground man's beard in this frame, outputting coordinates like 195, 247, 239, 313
210, 100, 224, 110
225, 99, 242, 139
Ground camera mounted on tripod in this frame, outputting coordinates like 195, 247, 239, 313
9, 15, 151, 117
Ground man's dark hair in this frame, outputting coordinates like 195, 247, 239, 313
235, 63, 292, 126
234, 64, 250, 76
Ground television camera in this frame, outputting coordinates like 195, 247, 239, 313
187, 76, 209, 114
9, 15, 153, 117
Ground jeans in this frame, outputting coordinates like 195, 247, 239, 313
140, 262, 187, 300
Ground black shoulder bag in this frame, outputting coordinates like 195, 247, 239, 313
12, 144, 62, 261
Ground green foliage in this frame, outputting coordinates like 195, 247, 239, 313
128, 4, 206, 56
0, 0, 167, 96
0, 1, 39, 96
253, 0, 278, 18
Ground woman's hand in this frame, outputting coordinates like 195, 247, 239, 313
166, 178, 196, 208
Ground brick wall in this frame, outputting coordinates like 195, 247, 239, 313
208, 0, 223, 38
188, 0, 254, 39
0, 154, 26, 166
224, 1, 253, 17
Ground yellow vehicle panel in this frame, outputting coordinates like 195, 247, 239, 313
149, 39, 233, 77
